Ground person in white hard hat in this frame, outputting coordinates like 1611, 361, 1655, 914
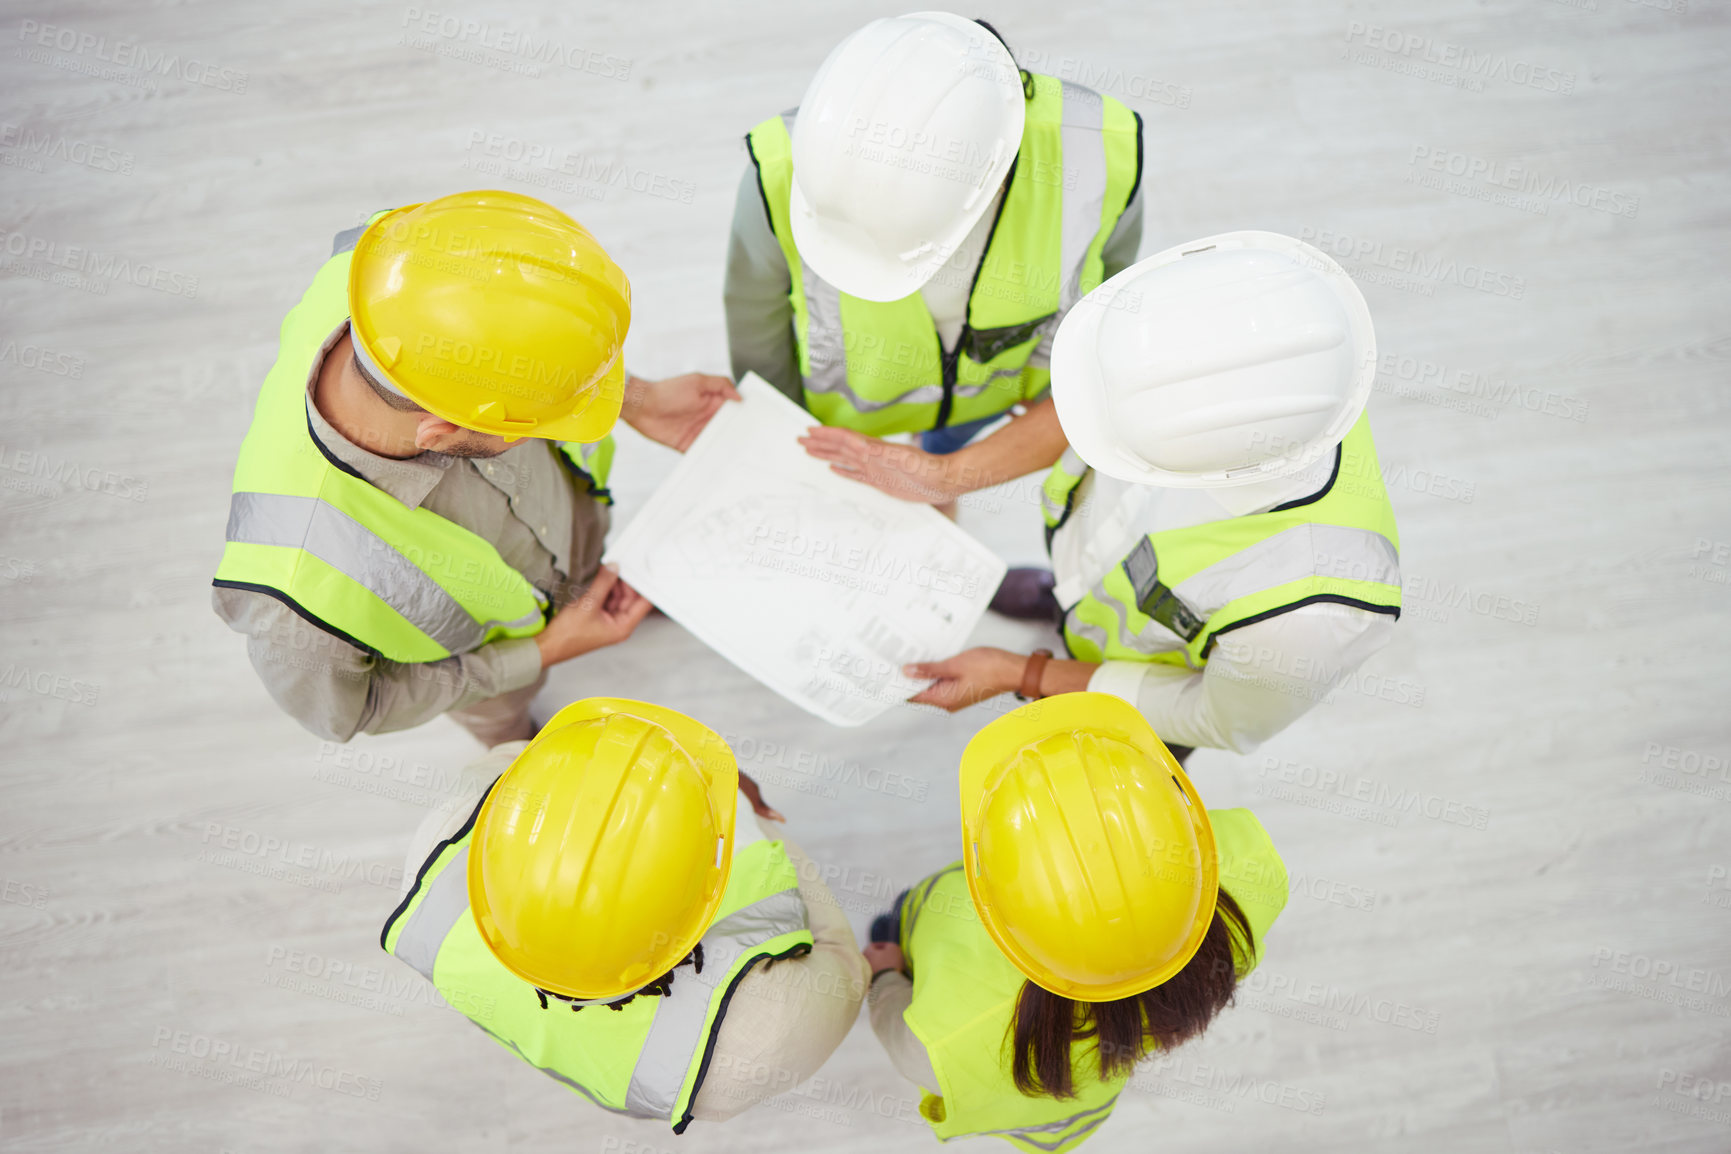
719, 13, 1145, 503
905, 232, 1404, 763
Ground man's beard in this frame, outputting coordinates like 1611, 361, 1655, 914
437, 438, 510, 459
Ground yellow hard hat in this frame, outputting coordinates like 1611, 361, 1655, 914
468, 698, 738, 1000
958, 693, 1218, 1002
349, 190, 631, 442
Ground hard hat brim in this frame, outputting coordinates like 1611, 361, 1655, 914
788, 177, 967, 303
1051, 230, 1376, 489
958, 693, 1218, 1001
526, 359, 626, 443
786, 10, 1025, 303
523, 697, 739, 794
347, 195, 631, 444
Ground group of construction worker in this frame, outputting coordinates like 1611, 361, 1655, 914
214, 14, 1401, 1151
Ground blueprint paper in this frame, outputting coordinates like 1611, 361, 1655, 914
605, 374, 1008, 726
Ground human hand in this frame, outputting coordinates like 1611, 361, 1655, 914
534, 565, 655, 668
904, 648, 1026, 711
738, 770, 785, 823
863, 941, 905, 977
798, 425, 959, 503
622, 373, 741, 451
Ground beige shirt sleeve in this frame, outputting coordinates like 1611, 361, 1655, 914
1085, 600, 1399, 753
690, 829, 870, 1122
397, 777, 869, 1120
212, 586, 543, 743
399, 742, 524, 892
867, 970, 939, 1093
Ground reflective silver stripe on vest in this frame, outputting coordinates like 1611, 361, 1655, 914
1056, 82, 1108, 315
1084, 573, 1186, 664
799, 257, 946, 412
1067, 524, 1399, 663
556, 439, 605, 475
783, 105, 893, 411
1065, 612, 1110, 658
1042, 449, 1088, 522
226, 491, 543, 654
1173, 524, 1400, 619
331, 223, 366, 256
389, 847, 637, 1118
391, 843, 471, 980
623, 886, 808, 1118
391, 856, 807, 1122
948, 363, 1036, 403
794, 84, 1113, 415
940, 1093, 1119, 1149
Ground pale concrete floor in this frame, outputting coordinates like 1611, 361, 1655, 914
1, 1, 1728, 1151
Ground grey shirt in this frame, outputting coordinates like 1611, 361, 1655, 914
211, 322, 608, 742
723, 150, 1145, 404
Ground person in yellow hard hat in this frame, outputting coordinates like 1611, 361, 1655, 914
863, 693, 1289, 1153
212, 190, 740, 745
382, 697, 869, 1130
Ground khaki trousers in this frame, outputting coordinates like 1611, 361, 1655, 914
448, 670, 547, 747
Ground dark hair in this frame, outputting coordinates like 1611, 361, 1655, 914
351, 350, 424, 413
971, 19, 1035, 99
1008, 889, 1254, 1099
533, 943, 705, 1013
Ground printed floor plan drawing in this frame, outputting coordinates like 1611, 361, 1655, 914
607, 375, 1008, 725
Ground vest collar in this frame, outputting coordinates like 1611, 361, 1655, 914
303, 321, 455, 510
1207, 451, 1336, 517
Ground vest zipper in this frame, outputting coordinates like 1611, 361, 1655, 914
935, 331, 965, 430
931, 156, 1019, 434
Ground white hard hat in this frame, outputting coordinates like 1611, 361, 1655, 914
789, 12, 1026, 303
1050, 231, 1376, 488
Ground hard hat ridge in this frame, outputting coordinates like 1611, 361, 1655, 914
1052, 231, 1376, 487
348, 190, 633, 442
959, 694, 1219, 1001
467, 698, 738, 1001
789, 12, 1026, 301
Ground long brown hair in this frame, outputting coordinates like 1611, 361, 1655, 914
1008, 889, 1254, 1099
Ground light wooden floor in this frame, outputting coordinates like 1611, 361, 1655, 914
2, 1, 1728, 1151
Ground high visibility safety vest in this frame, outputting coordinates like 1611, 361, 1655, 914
898, 810, 1288, 1153
211, 226, 615, 664
381, 784, 813, 1133
1041, 415, 1402, 670
745, 74, 1143, 437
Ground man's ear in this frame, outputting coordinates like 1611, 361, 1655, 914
413, 414, 464, 452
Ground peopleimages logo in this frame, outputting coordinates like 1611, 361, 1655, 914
400, 8, 631, 80
0, 663, 100, 707
463, 131, 696, 204
0, 229, 199, 298
17, 20, 249, 92
1375, 351, 1589, 424
0, 339, 84, 379
149, 1027, 382, 1100
1297, 227, 1525, 300
1407, 145, 1638, 218
1342, 22, 1576, 94
0, 122, 135, 174
0, 443, 149, 503
1587, 946, 1731, 1017
1256, 756, 1491, 830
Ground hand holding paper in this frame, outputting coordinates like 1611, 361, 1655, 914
605, 375, 1007, 726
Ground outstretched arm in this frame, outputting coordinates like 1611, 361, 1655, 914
800, 399, 1067, 504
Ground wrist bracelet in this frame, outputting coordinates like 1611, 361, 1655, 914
1018, 649, 1053, 702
